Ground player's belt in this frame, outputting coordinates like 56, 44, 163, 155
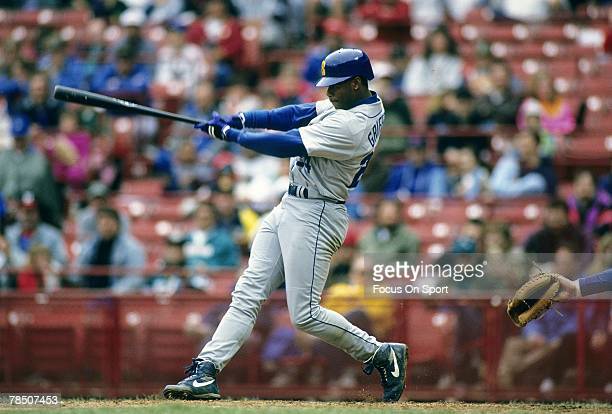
288, 184, 345, 204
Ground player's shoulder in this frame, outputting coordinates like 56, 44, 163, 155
322, 109, 371, 135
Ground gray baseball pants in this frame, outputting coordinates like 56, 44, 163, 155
197, 195, 381, 371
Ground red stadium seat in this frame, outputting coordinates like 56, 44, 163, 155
121, 179, 164, 197
407, 96, 431, 127
561, 134, 611, 163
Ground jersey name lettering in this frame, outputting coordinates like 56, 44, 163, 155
367, 114, 385, 147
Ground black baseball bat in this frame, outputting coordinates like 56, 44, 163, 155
53, 85, 202, 125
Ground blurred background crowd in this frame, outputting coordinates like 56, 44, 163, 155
0, 0, 611, 398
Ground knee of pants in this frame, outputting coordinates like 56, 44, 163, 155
290, 303, 320, 332
230, 288, 264, 323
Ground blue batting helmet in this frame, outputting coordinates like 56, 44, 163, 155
315, 48, 375, 87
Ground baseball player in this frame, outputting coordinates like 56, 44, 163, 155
163, 48, 408, 402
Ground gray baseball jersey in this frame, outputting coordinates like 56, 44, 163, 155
293, 97, 385, 201
197, 94, 385, 371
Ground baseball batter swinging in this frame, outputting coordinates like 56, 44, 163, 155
163, 48, 408, 402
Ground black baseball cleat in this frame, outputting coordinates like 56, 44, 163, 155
163, 359, 221, 400
363, 343, 408, 402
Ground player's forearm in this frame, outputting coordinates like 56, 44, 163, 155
225, 128, 308, 158
243, 103, 317, 131
578, 268, 612, 296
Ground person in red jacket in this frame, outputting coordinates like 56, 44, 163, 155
17, 244, 60, 293
185, 0, 244, 69
357, 0, 411, 41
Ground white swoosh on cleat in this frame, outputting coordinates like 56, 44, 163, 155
193, 379, 215, 388
390, 349, 400, 378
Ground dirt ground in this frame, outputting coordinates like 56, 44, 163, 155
7, 398, 603, 414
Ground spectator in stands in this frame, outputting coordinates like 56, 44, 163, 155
180, 81, 218, 121
466, 42, 495, 98
357, 199, 420, 261
43, 111, 91, 192
91, 46, 151, 102
212, 191, 248, 246
154, 22, 210, 96
409, 0, 481, 27
483, 222, 528, 290
76, 181, 130, 242
492, 0, 569, 23
76, 207, 146, 292
428, 87, 491, 157
148, 0, 185, 24
234, 148, 288, 209
232, 0, 291, 49
597, 166, 611, 197
5, 192, 67, 269
184, 201, 240, 270
517, 72, 576, 138
218, 81, 262, 114
89, 0, 127, 21
155, 137, 219, 192
272, 63, 310, 106
566, 170, 611, 241
0, 116, 63, 227
148, 232, 187, 295
169, 81, 220, 144
497, 244, 581, 392
114, 8, 156, 65
37, 40, 87, 90
519, 99, 557, 157
384, 137, 447, 198
427, 87, 482, 128
0, 97, 13, 150
454, 146, 489, 200
185, 0, 244, 71
0, 235, 13, 290
15, 72, 62, 130
472, 59, 523, 127
88, 133, 123, 191
401, 26, 463, 96
376, 54, 412, 120
489, 130, 556, 198
524, 199, 586, 260
451, 218, 485, 255
16, 244, 61, 293
439, 146, 462, 197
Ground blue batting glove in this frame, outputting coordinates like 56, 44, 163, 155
194, 112, 231, 141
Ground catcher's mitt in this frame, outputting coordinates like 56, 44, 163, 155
507, 273, 561, 327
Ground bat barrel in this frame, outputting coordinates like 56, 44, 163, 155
53, 85, 201, 125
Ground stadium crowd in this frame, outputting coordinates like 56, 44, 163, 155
0, 0, 610, 394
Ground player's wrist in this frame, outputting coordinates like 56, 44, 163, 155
229, 113, 245, 129
223, 126, 240, 143
574, 279, 582, 297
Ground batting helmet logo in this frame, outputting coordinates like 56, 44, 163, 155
321, 60, 326, 76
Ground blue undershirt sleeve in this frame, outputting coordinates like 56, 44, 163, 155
243, 103, 317, 131
225, 128, 307, 158
579, 268, 612, 296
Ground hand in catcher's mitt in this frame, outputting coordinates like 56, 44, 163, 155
507, 273, 562, 327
